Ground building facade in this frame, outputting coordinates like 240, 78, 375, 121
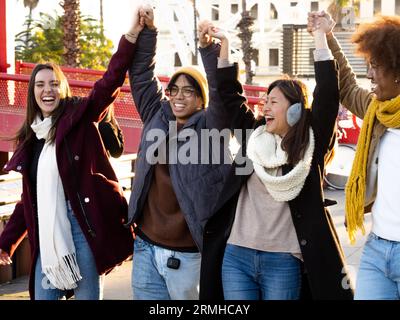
153, 0, 400, 84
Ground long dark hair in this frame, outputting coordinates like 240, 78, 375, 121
267, 79, 311, 165
14, 63, 71, 148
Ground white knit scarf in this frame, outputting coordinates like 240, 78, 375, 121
31, 116, 82, 290
247, 125, 315, 201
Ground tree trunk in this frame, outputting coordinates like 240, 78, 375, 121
237, 0, 255, 84
24, 7, 33, 49
99, 0, 104, 39
22, 0, 39, 49
61, 0, 81, 67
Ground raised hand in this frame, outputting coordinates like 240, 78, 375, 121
126, 4, 145, 41
308, 11, 335, 35
198, 20, 213, 48
315, 11, 335, 34
140, 4, 156, 30
207, 25, 228, 41
0, 249, 12, 266
307, 11, 319, 34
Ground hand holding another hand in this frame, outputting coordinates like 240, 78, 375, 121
0, 249, 12, 266
140, 4, 156, 30
307, 11, 335, 36
198, 20, 214, 48
207, 25, 228, 41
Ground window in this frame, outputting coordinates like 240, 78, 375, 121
290, 2, 297, 7
311, 1, 318, 12
231, 4, 238, 14
212, 4, 219, 21
396, 0, 400, 15
270, 3, 278, 20
269, 49, 279, 67
373, 0, 381, 15
250, 4, 258, 19
174, 53, 182, 67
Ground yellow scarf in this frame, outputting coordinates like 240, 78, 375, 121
345, 95, 400, 244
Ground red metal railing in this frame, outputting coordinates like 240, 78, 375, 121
14, 61, 267, 104
0, 73, 143, 153
1, 63, 267, 153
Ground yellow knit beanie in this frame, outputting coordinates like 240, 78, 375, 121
169, 66, 209, 108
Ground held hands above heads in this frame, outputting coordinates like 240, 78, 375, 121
198, 20, 214, 48
126, 4, 155, 43
307, 11, 336, 36
207, 25, 228, 41
197, 21, 229, 60
198, 20, 229, 48
140, 4, 156, 30
0, 248, 12, 266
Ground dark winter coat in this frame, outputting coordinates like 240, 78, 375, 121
126, 28, 232, 251
200, 61, 354, 300
0, 36, 135, 299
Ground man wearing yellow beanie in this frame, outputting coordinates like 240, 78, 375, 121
169, 66, 209, 108
125, 9, 232, 300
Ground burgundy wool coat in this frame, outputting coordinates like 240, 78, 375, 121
0, 36, 136, 299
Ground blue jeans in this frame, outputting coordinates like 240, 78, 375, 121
355, 232, 400, 300
222, 244, 301, 300
34, 201, 103, 300
132, 235, 201, 300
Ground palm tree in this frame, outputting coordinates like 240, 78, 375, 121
99, 0, 104, 39
237, 0, 255, 84
61, 0, 81, 67
20, 0, 39, 48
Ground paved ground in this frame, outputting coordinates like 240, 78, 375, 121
0, 188, 371, 300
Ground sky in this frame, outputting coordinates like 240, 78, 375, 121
10, 0, 139, 52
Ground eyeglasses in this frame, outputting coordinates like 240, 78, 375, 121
166, 86, 196, 98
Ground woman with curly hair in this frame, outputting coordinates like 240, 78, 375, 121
309, 13, 400, 300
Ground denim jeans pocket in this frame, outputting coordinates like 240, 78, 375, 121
134, 236, 149, 252
367, 232, 378, 242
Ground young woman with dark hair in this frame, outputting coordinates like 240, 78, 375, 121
200, 19, 353, 300
0, 6, 145, 300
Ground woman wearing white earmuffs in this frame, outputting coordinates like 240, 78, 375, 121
199, 17, 354, 300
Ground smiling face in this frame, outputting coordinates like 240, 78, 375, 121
34, 69, 61, 118
262, 87, 291, 137
168, 74, 204, 124
367, 60, 400, 101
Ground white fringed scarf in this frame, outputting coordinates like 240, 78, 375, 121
247, 125, 315, 202
31, 116, 82, 290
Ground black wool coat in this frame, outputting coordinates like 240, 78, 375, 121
200, 61, 354, 300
